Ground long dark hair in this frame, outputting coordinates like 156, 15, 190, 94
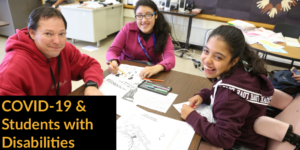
207, 25, 272, 81
134, 0, 172, 54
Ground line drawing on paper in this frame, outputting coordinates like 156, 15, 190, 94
117, 123, 151, 150
105, 78, 126, 91
122, 88, 138, 102
114, 64, 144, 82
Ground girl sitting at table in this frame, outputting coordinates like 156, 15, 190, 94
181, 25, 274, 150
106, 0, 175, 78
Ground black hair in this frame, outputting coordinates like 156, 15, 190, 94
207, 25, 272, 81
27, 6, 67, 31
134, 0, 172, 54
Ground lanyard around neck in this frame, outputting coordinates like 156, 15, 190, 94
47, 55, 61, 96
138, 32, 157, 65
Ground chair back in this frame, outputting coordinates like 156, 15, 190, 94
267, 94, 300, 150
273, 22, 300, 38
202, 29, 214, 51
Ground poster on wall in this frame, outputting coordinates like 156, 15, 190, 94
186, 0, 300, 25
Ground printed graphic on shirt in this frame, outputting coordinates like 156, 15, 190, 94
216, 83, 272, 106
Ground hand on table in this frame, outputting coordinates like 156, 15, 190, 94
188, 95, 203, 109
139, 65, 164, 78
108, 60, 119, 74
84, 86, 103, 95
292, 69, 300, 83
181, 104, 195, 120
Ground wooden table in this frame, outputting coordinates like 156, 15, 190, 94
251, 39, 300, 69
69, 60, 213, 150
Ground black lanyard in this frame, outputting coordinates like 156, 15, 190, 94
47, 55, 61, 96
138, 32, 157, 64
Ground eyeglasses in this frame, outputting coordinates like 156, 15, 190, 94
135, 12, 156, 20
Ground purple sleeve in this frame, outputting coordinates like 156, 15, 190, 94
156, 35, 175, 71
106, 23, 129, 65
186, 89, 250, 149
196, 88, 212, 105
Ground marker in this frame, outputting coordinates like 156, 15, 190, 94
191, 103, 198, 108
147, 85, 155, 89
155, 88, 168, 93
146, 82, 169, 90
143, 78, 163, 82
153, 85, 170, 91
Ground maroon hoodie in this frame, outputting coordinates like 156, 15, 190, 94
0, 27, 103, 95
186, 67, 274, 150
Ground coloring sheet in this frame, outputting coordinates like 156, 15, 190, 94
173, 101, 214, 123
117, 106, 195, 150
99, 75, 140, 116
117, 107, 163, 150
110, 64, 144, 84
99, 64, 145, 116
134, 88, 178, 113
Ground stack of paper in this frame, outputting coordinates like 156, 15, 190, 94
228, 20, 255, 31
241, 27, 286, 44
258, 40, 284, 49
285, 37, 300, 48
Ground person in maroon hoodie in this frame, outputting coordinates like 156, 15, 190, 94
181, 25, 274, 150
0, 6, 103, 96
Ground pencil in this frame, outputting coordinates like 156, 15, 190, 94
142, 78, 163, 82
108, 62, 127, 76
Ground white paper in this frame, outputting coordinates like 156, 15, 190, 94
99, 64, 144, 116
109, 64, 144, 83
117, 107, 195, 150
285, 37, 300, 48
81, 46, 99, 52
173, 101, 214, 123
104, 0, 121, 4
135, 88, 178, 113
99, 75, 139, 116
243, 27, 286, 44
117, 108, 161, 150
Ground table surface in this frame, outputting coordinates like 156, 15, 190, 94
69, 60, 213, 150
250, 39, 300, 61
0, 21, 9, 27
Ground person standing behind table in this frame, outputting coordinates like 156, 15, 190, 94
43, 0, 71, 11
106, 0, 175, 78
181, 25, 274, 150
0, 6, 103, 95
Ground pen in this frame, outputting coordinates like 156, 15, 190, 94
142, 78, 163, 82
108, 62, 127, 76
191, 103, 198, 108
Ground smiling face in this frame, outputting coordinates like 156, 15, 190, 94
135, 5, 158, 34
29, 17, 66, 59
201, 36, 239, 79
